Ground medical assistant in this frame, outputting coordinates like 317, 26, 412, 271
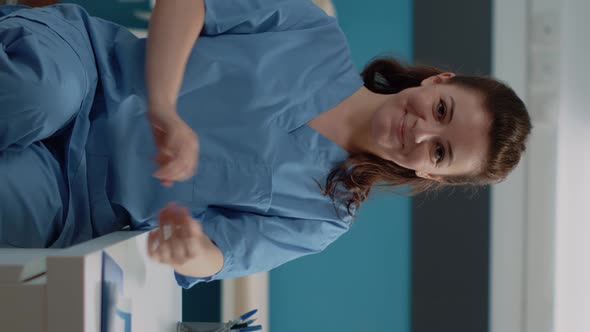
0, 0, 364, 287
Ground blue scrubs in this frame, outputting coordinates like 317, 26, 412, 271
0, 1, 364, 287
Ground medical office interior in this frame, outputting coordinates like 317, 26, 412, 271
0, 0, 588, 331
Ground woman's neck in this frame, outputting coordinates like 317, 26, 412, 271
308, 86, 391, 154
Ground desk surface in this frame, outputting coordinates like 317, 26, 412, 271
0, 231, 182, 332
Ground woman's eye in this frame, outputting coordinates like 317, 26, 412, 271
437, 100, 446, 119
435, 144, 445, 163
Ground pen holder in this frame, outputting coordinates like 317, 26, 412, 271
177, 321, 232, 332
179, 308, 261, 332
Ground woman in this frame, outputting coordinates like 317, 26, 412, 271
0, 1, 531, 288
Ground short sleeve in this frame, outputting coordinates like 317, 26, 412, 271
174, 207, 351, 289
201, 0, 334, 35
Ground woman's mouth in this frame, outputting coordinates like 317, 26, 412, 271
397, 112, 406, 148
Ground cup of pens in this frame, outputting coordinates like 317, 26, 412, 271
177, 308, 262, 332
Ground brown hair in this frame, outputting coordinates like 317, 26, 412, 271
322, 57, 532, 216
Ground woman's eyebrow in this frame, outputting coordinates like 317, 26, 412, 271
449, 95, 455, 123
446, 96, 455, 167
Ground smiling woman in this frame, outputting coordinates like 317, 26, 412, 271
0, 1, 530, 289
318, 57, 532, 214
367, 74, 492, 177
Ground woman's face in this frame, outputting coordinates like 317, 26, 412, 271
369, 74, 492, 180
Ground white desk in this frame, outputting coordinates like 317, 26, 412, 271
0, 231, 181, 332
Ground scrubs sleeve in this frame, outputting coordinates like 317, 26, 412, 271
201, 0, 333, 35
174, 207, 351, 288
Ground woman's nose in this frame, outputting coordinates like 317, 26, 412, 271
411, 118, 442, 144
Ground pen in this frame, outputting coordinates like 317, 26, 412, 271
231, 318, 257, 329
239, 309, 258, 322
228, 309, 260, 331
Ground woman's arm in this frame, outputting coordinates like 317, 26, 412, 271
145, 0, 205, 187
146, 0, 205, 109
172, 233, 224, 278
174, 207, 352, 288
148, 203, 224, 278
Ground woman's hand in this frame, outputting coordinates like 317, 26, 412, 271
147, 202, 205, 267
148, 106, 199, 187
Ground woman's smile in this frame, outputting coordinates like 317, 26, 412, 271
397, 110, 406, 149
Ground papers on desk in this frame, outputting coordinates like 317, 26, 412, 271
101, 251, 132, 332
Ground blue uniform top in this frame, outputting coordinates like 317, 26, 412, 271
0, 1, 364, 288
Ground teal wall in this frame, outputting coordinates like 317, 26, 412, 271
269, 1, 413, 332
62, 0, 150, 28
333, 0, 413, 67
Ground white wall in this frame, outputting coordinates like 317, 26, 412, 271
491, 0, 590, 332
490, 1, 529, 330
554, 0, 590, 331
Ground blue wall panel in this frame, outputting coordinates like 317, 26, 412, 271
335, 0, 413, 67
270, 193, 411, 332
62, 0, 150, 28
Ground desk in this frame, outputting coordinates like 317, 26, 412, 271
0, 231, 181, 332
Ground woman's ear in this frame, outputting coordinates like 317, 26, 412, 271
421, 72, 456, 86
416, 171, 444, 182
